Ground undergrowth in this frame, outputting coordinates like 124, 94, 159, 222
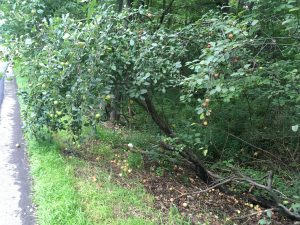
16, 70, 199, 225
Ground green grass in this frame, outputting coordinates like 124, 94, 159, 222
24, 136, 160, 225
69, 157, 158, 225
27, 140, 90, 225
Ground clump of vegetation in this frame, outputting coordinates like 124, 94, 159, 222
2, 0, 300, 223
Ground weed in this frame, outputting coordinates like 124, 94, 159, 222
128, 152, 144, 169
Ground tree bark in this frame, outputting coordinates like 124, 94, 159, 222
159, 0, 175, 25
109, 90, 121, 123
136, 94, 174, 137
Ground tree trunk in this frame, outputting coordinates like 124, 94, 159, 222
118, 0, 132, 12
109, 90, 121, 123
159, 0, 175, 25
136, 94, 174, 137
118, 0, 123, 12
125, 0, 132, 8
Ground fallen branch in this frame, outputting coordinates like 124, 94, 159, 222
148, 141, 299, 221
159, 141, 220, 183
192, 176, 236, 194
174, 175, 235, 200
228, 171, 300, 221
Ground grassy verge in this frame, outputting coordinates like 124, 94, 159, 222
27, 140, 90, 225
24, 136, 162, 225
15, 66, 186, 225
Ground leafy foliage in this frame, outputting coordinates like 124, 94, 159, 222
1, 0, 300, 219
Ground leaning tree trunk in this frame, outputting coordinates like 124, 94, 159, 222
136, 94, 174, 137
135, 94, 217, 183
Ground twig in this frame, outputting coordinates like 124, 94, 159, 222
192, 176, 235, 193
225, 131, 286, 165
174, 176, 235, 199
234, 172, 300, 221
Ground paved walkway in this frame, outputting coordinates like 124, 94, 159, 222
0, 63, 35, 225
0, 62, 8, 105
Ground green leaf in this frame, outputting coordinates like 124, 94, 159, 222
229, 86, 235, 92
289, 7, 299, 12
63, 33, 70, 40
87, 0, 97, 19
292, 125, 299, 132
129, 39, 135, 46
140, 89, 147, 94
266, 209, 272, 218
25, 38, 33, 46
199, 113, 205, 120
258, 219, 267, 225
291, 203, 300, 212
251, 20, 259, 26
174, 61, 182, 69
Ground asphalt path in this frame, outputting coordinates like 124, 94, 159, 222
0, 63, 35, 225
0, 62, 8, 107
